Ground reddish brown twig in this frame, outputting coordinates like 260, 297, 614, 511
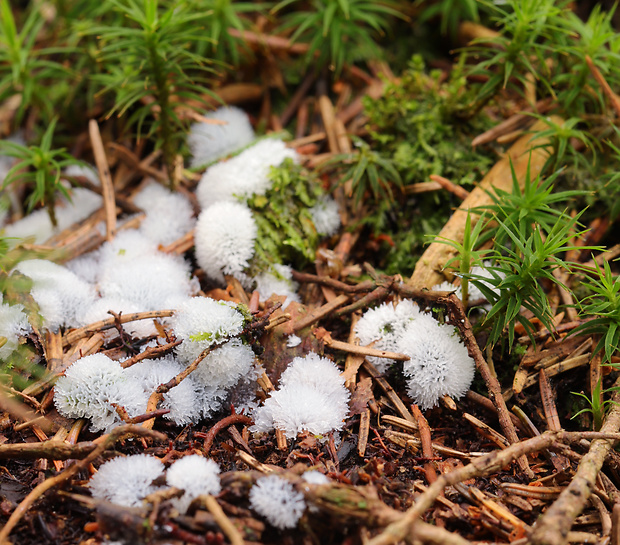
202, 414, 253, 455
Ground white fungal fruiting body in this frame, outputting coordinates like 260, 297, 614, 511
253, 264, 300, 309
54, 354, 146, 432
309, 196, 340, 236
192, 339, 257, 417
354, 299, 422, 372
196, 139, 298, 210
0, 295, 30, 359
188, 106, 255, 168
166, 455, 221, 513
15, 259, 97, 329
172, 297, 247, 364
399, 317, 475, 410
302, 470, 329, 485
98, 252, 195, 311
89, 454, 165, 507
124, 357, 201, 425
249, 475, 306, 529
133, 182, 195, 246
194, 201, 257, 285
251, 352, 350, 439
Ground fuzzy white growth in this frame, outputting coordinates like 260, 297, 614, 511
0, 294, 31, 359
166, 455, 221, 513
251, 352, 350, 439
196, 139, 298, 210
98, 252, 195, 311
309, 196, 340, 236
15, 259, 97, 329
249, 475, 306, 529
89, 454, 165, 507
354, 300, 422, 372
399, 317, 475, 410
194, 201, 257, 285
431, 280, 461, 297
64, 164, 100, 186
188, 106, 255, 168
465, 263, 505, 302
172, 297, 246, 364
286, 334, 301, 348
5, 187, 102, 244
133, 182, 195, 246
125, 357, 201, 425
54, 354, 146, 432
192, 339, 257, 417
302, 470, 329, 485
254, 264, 300, 309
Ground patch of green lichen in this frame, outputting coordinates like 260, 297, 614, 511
364, 55, 496, 186
247, 159, 324, 275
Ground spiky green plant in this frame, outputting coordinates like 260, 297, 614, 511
90, 0, 219, 185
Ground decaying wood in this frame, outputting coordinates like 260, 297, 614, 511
408, 117, 562, 289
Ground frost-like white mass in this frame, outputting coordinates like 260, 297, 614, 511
125, 357, 201, 425
54, 353, 146, 432
251, 353, 350, 439
172, 297, 246, 364
399, 317, 475, 410
249, 475, 306, 529
79, 296, 159, 338
192, 339, 257, 417
133, 182, 195, 246
194, 201, 257, 285
166, 455, 221, 513
309, 196, 340, 236
196, 139, 298, 210
254, 264, 300, 309
98, 252, 195, 311
89, 454, 165, 507
5, 187, 102, 244
286, 334, 301, 348
302, 470, 329, 485
188, 106, 255, 168
64, 164, 100, 186
15, 259, 97, 329
354, 299, 422, 372
0, 294, 31, 359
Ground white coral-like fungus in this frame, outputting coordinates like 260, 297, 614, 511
354, 299, 422, 372
15, 259, 97, 329
166, 455, 221, 513
188, 106, 255, 168
302, 470, 329, 485
251, 353, 350, 439
192, 339, 257, 417
309, 196, 340, 236
196, 139, 298, 210
125, 357, 201, 425
89, 454, 165, 507
399, 317, 475, 410
249, 475, 306, 529
133, 182, 195, 246
54, 354, 146, 432
194, 201, 257, 285
172, 297, 247, 364
98, 253, 195, 311
254, 264, 300, 309
0, 294, 31, 359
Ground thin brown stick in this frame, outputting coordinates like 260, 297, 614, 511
88, 119, 116, 241
63, 310, 175, 346
585, 55, 620, 117
0, 440, 97, 460
358, 408, 370, 458
0, 425, 165, 544
202, 495, 244, 545
539, 369, 561, 431
412, 404, 437, 484
324, 337, 409, 361
120, 340, 182, 369
429, 174, 470, 200
202, 414, 253, 455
